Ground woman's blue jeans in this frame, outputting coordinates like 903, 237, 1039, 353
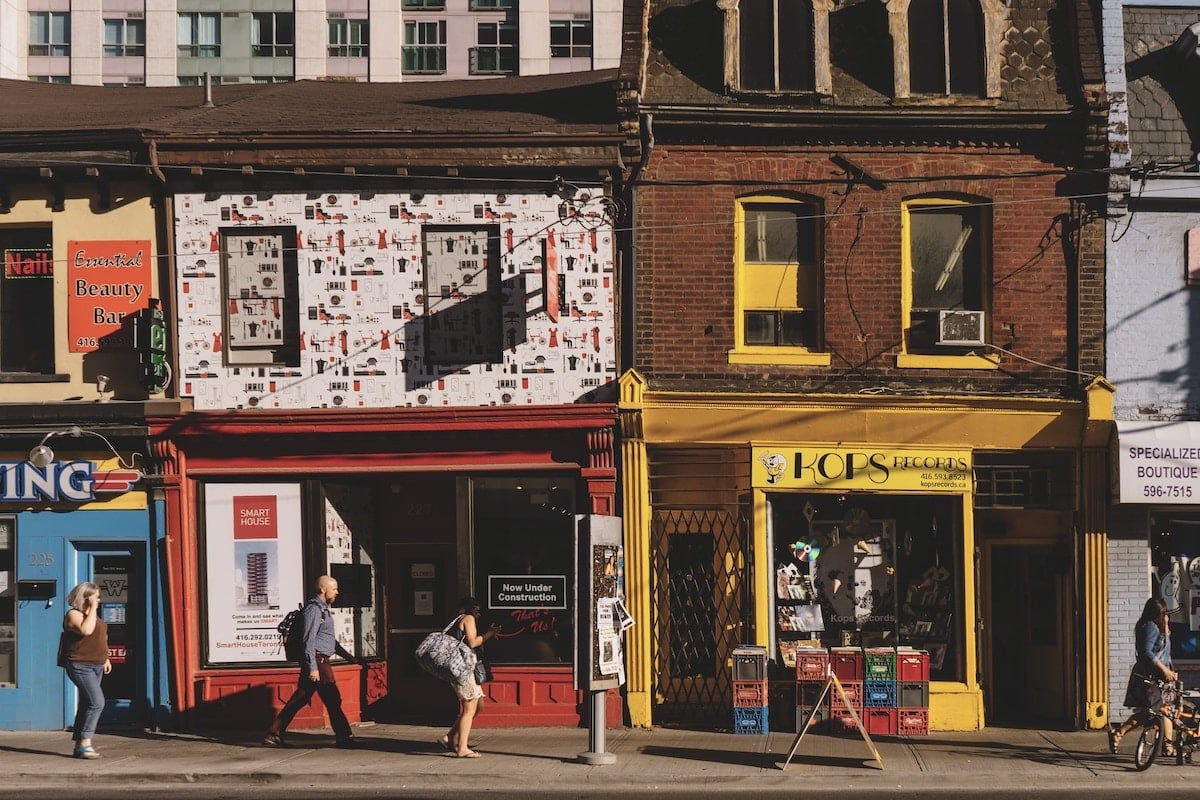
65, 661, 105, 740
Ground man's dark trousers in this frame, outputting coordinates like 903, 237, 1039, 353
268, 654, 352, 740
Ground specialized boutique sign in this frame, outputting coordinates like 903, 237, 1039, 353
488, 575, 568, 609
0, 461, 140, 502
204, 483, 304, 663
67, 240, 151, 352
1117, 421, 1200, 504
752, 446, 972, 492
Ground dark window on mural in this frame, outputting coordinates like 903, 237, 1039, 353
0, 227, 55, 374
421, 226, 502, 364
908, 0, 983, 95
667, 533, 718, 678
739, 0, 814, 92
220, 226, 300, 367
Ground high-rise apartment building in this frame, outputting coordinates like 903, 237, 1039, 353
1, 0, 620, 84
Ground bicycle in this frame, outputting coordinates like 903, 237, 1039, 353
1131, 678, 1200, 770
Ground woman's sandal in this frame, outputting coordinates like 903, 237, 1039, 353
1107, 726, 1123, 754
73, 745, 100, 759
1163, 743, 1177, 759
452, 749, 481, 758
437, 735, 454, 751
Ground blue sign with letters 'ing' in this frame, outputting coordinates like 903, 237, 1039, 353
0, 461, 140, 503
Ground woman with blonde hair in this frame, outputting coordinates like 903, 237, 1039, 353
437, 597, 499, 758
58, 581, 111, 759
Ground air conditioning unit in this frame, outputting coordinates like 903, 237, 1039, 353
937, 310, 986, 346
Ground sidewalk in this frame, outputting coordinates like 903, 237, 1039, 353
2, 721, 1199, 797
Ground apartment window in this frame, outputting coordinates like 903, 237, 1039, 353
734, 197, 823, 356
221, 228, 300, 366
0, 519, 13, 687
550, 19, 591, 58
28, 12, 70, 57
252, 13, 294, 57
31, 75, 70, 83
1, 228, 55, 375
328, 18, 369, 57
907, 0, 984, 95
738, 0, 813, 92
103, 19, 145, 57
179, 75, 221, 85
902, 198, 990, 353
471, 22, 516, 74
403, 21, 446, 73
422, 226, 502, 364
178, 13, 221, 57
403, 0, 445, 8
470, 0, 513, 9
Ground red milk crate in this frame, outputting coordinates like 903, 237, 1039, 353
897, 707, 930, 736
732, 680, 769, 707
864, 707, 898, 736
828, 680, 864, 711
830, 648, 863, 681
829, 707, 861, 731
795, 648, 830, 681
897, 651, 930, 682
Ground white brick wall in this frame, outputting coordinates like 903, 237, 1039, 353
1107, 537, 1149, 723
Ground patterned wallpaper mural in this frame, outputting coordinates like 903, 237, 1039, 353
173, 190, 616, 410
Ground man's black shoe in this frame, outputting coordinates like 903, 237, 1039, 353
262, 733, 290, 748
335, 737, 358, 749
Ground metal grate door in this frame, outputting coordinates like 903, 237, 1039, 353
651, 509, 750, 725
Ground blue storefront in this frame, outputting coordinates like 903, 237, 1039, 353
0, 456, 172, 731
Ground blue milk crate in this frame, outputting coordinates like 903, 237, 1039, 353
864, 679, 897, 708
733, 705, 769, 734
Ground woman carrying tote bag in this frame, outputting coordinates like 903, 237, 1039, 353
436, 597, 499, 758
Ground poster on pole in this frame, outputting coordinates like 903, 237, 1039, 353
204, 483, 304, 664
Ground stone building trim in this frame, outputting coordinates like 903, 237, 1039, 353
883, 0, 1005, 100
719, 0, 834, 95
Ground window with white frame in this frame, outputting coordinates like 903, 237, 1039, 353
103, 19, 145, 57
738, 0, 814, 92
550, 18, 591, 58
471, 22, 516, 74
31, 75, 70, 83
252, 13, 295, 57
220, 227, 300, 367
328, 18, 369, 57
471, 0, 514, 9
403, 21, 446, 73
421, 226, 502, 364
907, 0, 984, 96
178, 13, 220, 57
28, 12, 70, 57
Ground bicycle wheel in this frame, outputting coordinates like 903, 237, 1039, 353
1134, 720, 1162, 771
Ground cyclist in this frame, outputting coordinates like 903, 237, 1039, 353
1110, 597, 1178, 755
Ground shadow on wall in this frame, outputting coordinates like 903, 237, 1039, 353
648, 0, 724, 93
1126, 23, 1200, 159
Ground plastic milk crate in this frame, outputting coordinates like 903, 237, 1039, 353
864, 680, 897, 708
795, 648, 830, 682
898, 681, 929, 709
864, 649, 896, 680
732, 645, 768, 681
897, 651, 930, 682
733, 706, 769, 735
828, 680, 864, 711
732, 680, 769, 708
897, 707, 930, 736
830, 647, 864, 681
865, 707, 898, 736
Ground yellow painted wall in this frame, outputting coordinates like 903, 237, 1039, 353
2, 183, 158, 403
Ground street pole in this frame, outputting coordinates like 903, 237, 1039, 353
577, 689, 615, 765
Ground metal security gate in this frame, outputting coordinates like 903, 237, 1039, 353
651, 509, 751, 726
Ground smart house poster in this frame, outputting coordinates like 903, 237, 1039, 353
204, 483, 304, 663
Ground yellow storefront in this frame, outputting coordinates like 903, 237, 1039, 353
619, 371, 1114, 731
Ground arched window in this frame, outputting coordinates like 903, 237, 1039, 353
738, 0, 815, 91
906, 0, 984, 95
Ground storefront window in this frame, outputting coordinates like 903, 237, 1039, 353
324, 483, 381, 659
473, 477, 574, 665
0, 518, 13, 685
1150, 512, 1200, 663
768, 493, 964, 681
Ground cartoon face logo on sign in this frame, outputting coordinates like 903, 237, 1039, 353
760, 453, 787, 485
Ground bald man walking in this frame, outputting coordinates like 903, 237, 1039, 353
263, 575, 357, 748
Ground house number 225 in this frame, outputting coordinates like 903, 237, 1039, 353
27, 552, 54, 566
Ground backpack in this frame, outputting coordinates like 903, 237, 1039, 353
278, 604, 306, 662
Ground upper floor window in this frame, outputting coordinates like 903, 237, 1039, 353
403, 0, 446, 8
732, 196, 826, 363
328, 18, 369, 57
738, 0, 813, 92
403, 21, 445, 73
422, 226, 502, 364
32, 75, 70, 83
221, 228, 300, 367
471, 0, 513, 9
29, 12, 70, 57
103, 19, 145, 57
907, 0, 984, 96
179, 75, 222, 86
178, 13, 220, 58
901, 198, 990, 356
471, 22, 516, 74
1, 228, 56, 375
252, 13, 295, 57
550, 19, 591, 58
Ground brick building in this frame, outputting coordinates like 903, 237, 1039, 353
616, 0, 1111, 729
1102, 8, 1200, 724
